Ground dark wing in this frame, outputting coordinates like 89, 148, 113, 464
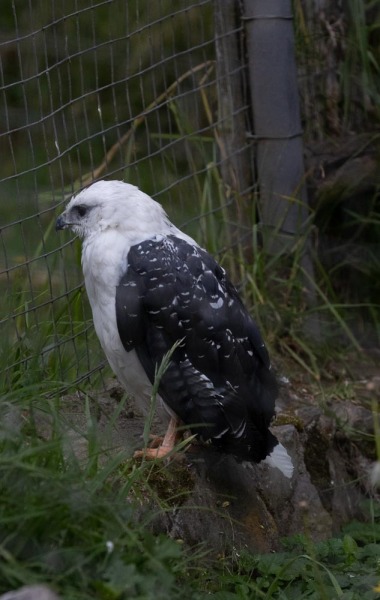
116, 234, 278, 462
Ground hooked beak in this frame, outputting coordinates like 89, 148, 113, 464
55, 213, 68, 231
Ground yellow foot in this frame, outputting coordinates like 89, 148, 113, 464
147, 434, 164, 448
133, 434, 198, 461
133, 445, 174, 460
134, 415, 181, 461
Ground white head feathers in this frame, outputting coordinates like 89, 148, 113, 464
57, 180, 173, 243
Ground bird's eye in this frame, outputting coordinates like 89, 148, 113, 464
76, 205, 87, 218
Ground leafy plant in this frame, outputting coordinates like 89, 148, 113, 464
203, 532, 380, 599
0, 380, 201, 599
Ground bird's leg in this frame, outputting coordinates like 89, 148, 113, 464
146, 434, 164, 448
134, 415, 182, 460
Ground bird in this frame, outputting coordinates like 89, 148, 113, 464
56, 180, 293, 478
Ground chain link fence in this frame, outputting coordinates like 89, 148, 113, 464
1, 0, 256, 391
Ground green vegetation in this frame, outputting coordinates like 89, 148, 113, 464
207, 529, 380, 599
0, 396, 193, 599
0, 317, 378, 599
0, 369, 379, 599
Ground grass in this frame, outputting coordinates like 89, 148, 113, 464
206, 530, 380, 599
294, 0, 380, 135
0, 279, 379, 600
0, 372, 198, 598
0, 356, 379, 599
1, 245, 379, 600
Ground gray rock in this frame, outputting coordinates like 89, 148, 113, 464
33, 379, 376, 554
0, 585, 60, 600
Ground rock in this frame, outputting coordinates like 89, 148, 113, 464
169, 451, 281, 553
31, 377, 376, 555
0, 585, 60, 600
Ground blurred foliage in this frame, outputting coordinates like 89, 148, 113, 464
294, 0, 380, 137
0, 0, 214, 192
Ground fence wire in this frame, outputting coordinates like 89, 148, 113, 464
1, 0, 256, 391
2, 0, 379, 392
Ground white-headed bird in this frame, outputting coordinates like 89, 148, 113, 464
56, 180, 293, 478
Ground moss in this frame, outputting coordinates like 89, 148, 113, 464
304, 426, 333, 512
131, 459, 196, 508
275, 413, 304, 432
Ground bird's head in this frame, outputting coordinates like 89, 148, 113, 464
56, 180, 171, 242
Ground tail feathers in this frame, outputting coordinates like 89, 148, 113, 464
264, 443, 294, 479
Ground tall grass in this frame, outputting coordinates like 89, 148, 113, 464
0, 346, 202, 598
294, 0, 380, 135
150, 94, 379, 378
0, 432, 191, 597
1, 333, 379, 599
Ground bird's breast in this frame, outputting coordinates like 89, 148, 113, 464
81, 232, 158, 414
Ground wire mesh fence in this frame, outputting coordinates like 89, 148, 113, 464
1, 1, 379, 393
0, 0, 255, 391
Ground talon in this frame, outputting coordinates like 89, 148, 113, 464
134, 415, 183, 461
134, 445, 174, 460
147, 434, 164, 448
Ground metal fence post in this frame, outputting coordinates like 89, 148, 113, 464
242, 0, 320, 337
242, 0, 309, 253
